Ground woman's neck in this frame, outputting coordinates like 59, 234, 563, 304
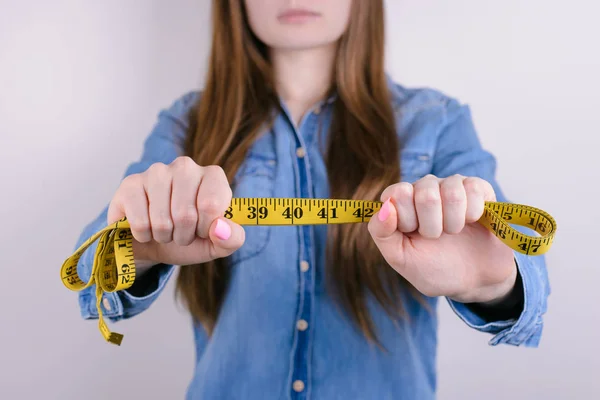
270, 44, 336, 126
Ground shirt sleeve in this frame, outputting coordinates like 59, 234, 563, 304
74, 91, 200, 322
431, 97, 551, 347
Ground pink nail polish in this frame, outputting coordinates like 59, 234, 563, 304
378, 198, 391, 222
214, 219, 231, 240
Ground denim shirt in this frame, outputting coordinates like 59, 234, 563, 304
73, 76, 550, 400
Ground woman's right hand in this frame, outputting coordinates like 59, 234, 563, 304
106, 156, 245, 268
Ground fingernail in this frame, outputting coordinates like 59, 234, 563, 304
378, 198, 391, 222
214, 219, 231, 240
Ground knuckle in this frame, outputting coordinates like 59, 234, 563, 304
396, 183, 414, 203
121, 173, 142, 189
463, 177, 482, 194
441, 187, 465, 204
147, 162, 168, 175
389, 182, 413, 202
197, 196, 222, 216
419, 226, 441, 239
152, 217, 173, 234
171, 205, 198, 226
129, 219, 151, 234
121, 188, 141, 205
415, 187, 440, 207
203, 164, 226, 177
399, 220, 418, 233
172, 156, 199, 173
174, 235, 194, 246
444, 223, 463, 235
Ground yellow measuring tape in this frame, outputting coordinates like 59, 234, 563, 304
61, 198, 556, 345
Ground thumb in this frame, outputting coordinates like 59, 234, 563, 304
368, 198, 406, 269
368, 198, 398, 240
207, 217, 246, 259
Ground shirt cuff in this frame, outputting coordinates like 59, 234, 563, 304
446, 251, 546, 347
78, 261, 176, 322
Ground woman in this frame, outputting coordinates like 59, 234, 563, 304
73, 0, 550, 398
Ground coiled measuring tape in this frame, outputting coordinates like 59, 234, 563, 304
61, 198, 556, 345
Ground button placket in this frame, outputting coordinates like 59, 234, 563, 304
281, 108, 319, 400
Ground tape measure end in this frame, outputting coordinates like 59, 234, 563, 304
108, 333, 124, 346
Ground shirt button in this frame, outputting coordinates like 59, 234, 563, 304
300, 260, 309, 272
296, 319, 308, 331
293, 380, 305, 392
102, 297, 112, 311
296, 147, 306, 158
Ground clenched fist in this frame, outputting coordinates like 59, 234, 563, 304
368, 174, 517, 305
107, 156, 245, 270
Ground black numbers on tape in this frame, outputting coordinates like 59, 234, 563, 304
259, 206, 268, 219
538, 223, 547, 233
519, 242, 542, 253
66, 276, 79, 285
490, 222, 507, 239
225, 207, 233, 219
352, 208, 374, 219
527, 216, 548, 233
248, 206, 269, 219
317, 207, 338, 219
283, 207, 303, 219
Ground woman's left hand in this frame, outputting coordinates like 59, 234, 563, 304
368, 174, 517, 305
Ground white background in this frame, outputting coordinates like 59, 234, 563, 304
1, 0, 598, 399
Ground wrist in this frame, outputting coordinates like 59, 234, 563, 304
478, 260, 519, 307
465, 260, 525, 322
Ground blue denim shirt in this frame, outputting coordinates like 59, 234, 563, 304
74, 76, 550, 399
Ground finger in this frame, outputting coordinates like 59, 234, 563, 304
112, 175, 152, 243
142, 219, 245, 265
413, 175, 443, 239
145, 163, 174, 244
463, 177, 496, 223
170, 157, 202, 246
196, 165, 233, 238
369, 197, 398, 239
207, 218, 246, 259
381, 182, 417, 233
440, 174, 467, 234
368, 198, 406, 269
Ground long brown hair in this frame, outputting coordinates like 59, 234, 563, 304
177, 0, 418, 344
